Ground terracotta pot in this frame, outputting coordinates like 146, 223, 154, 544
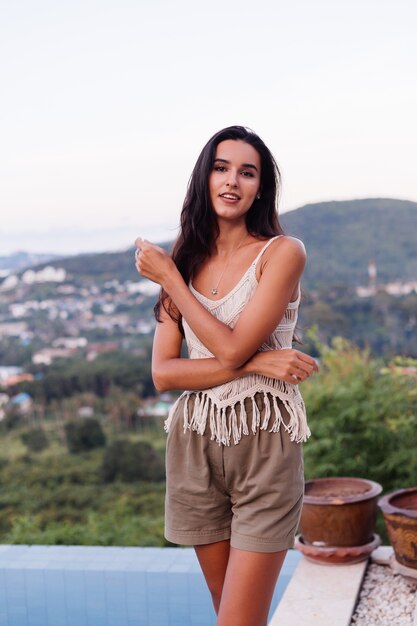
294, 533, 381, 565
378, 487, 417, 569
299, 477, 383, 547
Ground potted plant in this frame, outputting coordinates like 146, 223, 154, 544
378, 487, 417, 570
295, 477, 382, 564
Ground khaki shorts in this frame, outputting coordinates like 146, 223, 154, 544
165, 393, 304, 553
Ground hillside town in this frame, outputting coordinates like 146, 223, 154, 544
0, 263, 160, 419
1, 253, 416, 421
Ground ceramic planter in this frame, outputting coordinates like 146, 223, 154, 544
378, 487, 417, 570
294, 533, 380, 565
299, 477, 383, 548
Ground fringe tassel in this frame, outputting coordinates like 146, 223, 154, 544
165, 390, 310, 445
260, 391, 271, 430
230, 404, 240, 445
209, 401, 216, 441
283, 398, 311, 443
240, 399, 249, 436
182, 394, 190, 431
251, 396, 261, 434
164, 395, 182, 433
188, 392, 201, 431
220, 407, 228, 446
269, 395, 283, 432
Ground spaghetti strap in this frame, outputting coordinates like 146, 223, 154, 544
253, 235, 283, 267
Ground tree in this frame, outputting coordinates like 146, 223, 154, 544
302, 336, 417, 492
101, 440, 165, 483
64, 418, 106, 453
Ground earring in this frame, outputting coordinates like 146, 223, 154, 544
256, 193, 261, 200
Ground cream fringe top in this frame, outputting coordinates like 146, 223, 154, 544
164, 236, 311, 446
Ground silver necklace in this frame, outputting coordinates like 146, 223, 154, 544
209, 235, 249, 295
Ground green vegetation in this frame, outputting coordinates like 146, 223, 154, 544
101, 440, 165, 483
1, 337, 416, 546
281, 198, 417, 288
20, 427, 49, 452
302, 336, 417, 542
302, 336, 417, 493
0, 421, 168, 546
64, 418, 106, 453
300, 291, 417, 357
17, 348, 155, 401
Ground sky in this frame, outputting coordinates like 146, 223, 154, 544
1, 0, 416, 255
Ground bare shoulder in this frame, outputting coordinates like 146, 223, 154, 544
261, 235, 306, 267
256, 236, 306, 286
276, 235, 306, 255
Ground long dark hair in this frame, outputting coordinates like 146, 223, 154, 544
154, 125, 285, 328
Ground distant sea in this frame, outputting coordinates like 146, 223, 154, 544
0, 223, 180, 257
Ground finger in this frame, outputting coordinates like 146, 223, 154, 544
295, 364, 314, 379
289, 354, 313, 374
290, 369, 311, 383
297, 352, 319, 372
135, 237, 154, 252
292, 362, 314, 380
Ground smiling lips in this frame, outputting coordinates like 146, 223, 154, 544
219, 193, 241, 202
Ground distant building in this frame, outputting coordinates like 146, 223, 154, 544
384, 281, 417, 296
138, 400, 171, 418
126, 281, 160, 296
52, 337, 88, 349
368, 260, 377, 295
0, 321, 28, 337
0, 366, 23, 384
87, 341, 119, 361
3, 373, 34, 387
0, 275, 19, 291
356, 260, 417, 298
10, 392, 33, 415
22, 266, 66, 284
77, 406, 95, 418
32, 347, 77, 366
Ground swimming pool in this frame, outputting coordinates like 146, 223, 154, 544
0, 544, 301, 625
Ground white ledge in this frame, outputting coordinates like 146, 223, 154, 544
269, 557, 368, 626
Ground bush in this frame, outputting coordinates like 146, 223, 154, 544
64, 418, 106, 453
101, 439, 165, 483
302, 337, 417, 492
20, 428, 49, 452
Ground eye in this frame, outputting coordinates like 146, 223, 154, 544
241, 170, 254, 177
214, 165, 226, 172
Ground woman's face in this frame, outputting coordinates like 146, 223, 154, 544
208, 139, 261, 223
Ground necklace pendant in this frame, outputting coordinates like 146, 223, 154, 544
211, 288, 218, 295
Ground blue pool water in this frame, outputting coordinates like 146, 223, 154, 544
0, 545, 301, 626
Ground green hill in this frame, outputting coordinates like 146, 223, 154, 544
23, 242, 172, 285
15, 198, 417, 290
280, 198, 417, 288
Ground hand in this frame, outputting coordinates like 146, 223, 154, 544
134, 238, 177, 287
247, 348, 319, 384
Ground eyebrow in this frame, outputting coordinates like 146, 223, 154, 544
213, 158, 258, 172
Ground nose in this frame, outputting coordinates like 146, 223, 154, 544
226, 169, 238, 188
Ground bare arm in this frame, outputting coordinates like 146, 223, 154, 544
137, 236, 306, 370
152, 305, 318, 392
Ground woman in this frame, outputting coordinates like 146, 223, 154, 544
135, 126, 318, 626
